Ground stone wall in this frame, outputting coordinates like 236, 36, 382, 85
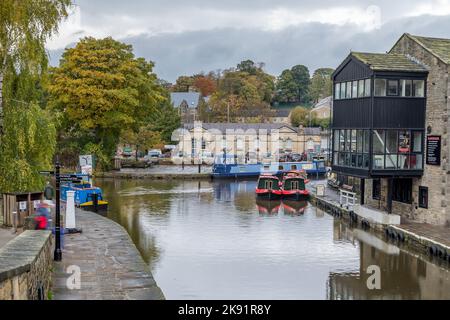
388, 35, 450, 225
0, 231, 53, 300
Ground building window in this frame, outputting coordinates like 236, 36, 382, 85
358, 80, 364, 97
419, 186, 428, 209
392, 178, 412, 204
364, 79, 371, 97
387, 80, 399, 96
401, 80, 412, 97
413, 80, 425, 97
375, 79, 386, 96
340, 82, 346, 99
346, 81, 352, 98
352, 81, 358, 98
335, 83, 341, 99
372, 179, 381, 200
332, 129, 370, 169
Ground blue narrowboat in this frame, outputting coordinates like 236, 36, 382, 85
61, 177, 108, 213
212, 155, 327, 178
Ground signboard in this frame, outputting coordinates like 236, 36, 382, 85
19, 201, 27, 211
33, 200, 40, 209
426, 135, 441, 166
79, 155, 93, 175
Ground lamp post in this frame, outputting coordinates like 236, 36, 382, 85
54, 160, 62, 261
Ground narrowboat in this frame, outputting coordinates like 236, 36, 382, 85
255, 175, 282, 200
212, 154, 327, 179
61, 179, 108, 214
281, 171, 310, 200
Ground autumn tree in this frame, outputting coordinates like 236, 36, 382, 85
193, 75, 216, 97
47, 37, 165, 169
309, 68, 334, 103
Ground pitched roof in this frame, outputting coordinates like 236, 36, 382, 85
183, 123, 298, 133
170, 92, 201, 109
312, 96, 332, 111
350, 52, 428, 72
272, 109, 291, 117
405, 34, 450, 64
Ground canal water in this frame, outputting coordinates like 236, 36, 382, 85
96, 179, 450, 300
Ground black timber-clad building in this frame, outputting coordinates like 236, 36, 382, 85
331, 51, 428, 213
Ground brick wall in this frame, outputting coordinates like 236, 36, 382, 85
0, 231, 53, 300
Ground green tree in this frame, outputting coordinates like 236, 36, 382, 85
290, 106, 314, 127
275, 70, 297, 103
0, 0, 71, 114
0, 102, 56, 192
172, 75, 195, 92
0, 0, 70, 192
309, 68, 334, 103
47, 37, 165, 169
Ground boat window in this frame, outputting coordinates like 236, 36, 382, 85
279, 165, 283, 170
291, 165, 297, 170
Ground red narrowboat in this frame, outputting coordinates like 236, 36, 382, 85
256, 175, 282, 200
281, 171, 310, 200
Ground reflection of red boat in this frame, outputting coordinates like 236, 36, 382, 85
281, 171, 310, 200
256, 199, 281, 215
256, 175, 282, 200
283, 200, 308, 216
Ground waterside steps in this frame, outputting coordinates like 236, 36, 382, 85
310, 193, 450, 263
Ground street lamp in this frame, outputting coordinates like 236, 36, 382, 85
54, 160, 62, 261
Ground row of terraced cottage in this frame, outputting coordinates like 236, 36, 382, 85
331, 33, 450, 226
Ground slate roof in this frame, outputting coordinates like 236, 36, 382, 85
272, 109, 292, 117
170, 92, 201, 109
183, 123, 299, 133
351, 52, 428, 72
406, 34, 450, 65
303, 127, 323, 135
312, 96, 332, 111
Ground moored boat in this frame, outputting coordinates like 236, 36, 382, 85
256, 175, 282, 200
281, 171, 310, 200
61, 177, 108, 214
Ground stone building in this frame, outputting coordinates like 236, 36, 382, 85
332, 33, 450, 226
311, 96, 332, 120
170, 92, 201, 123
174, 122, 324, 161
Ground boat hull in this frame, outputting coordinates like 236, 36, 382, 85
281, 191, 310, 201
256, 190, 282, 200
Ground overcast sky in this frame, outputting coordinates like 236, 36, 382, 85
47, 0, 450, 82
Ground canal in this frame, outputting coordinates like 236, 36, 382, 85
96, 178, 450, 300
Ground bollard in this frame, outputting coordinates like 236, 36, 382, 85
65, 191, 81, 234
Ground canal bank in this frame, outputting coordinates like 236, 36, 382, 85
309, 189, 450, 263
52, 208, 164, 300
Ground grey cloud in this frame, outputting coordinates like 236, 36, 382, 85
49, 14, 450, 82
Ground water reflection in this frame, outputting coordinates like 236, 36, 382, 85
96, 178, 450, 300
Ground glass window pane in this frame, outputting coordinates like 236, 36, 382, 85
351, 154, 357, 167
335, 83, 340, 99
345, 153, 351, 166
352, 81, 358, 98
351, 130, 357, 152
375, 79, 386, 96
373, 155, 384, 169
364, 79, 371, 97
387, 80, 399, 96
398, 154, 410, 169
412, 131, 422, 153
401, 80, 412, 97
340, 82, 346, 99
345, 130, 351, 151
356, 130, 363, 153
339, 153, 345, 166
346, 81, 352, 98
339, 130, 345, 151
410, 154, 423, 169
413, 80, 425, 97
386, 130, 398, 153
358, 80, 364, 97
357, 154, 363, 168
399, 131, 411, 153
385, 154, 398, 169
373, 130, 385, 153
333, 152, 339, 165
363, 154, 369, 168
333, 130, 339, 152
363, 130, 370, 153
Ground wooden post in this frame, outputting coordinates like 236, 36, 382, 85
360, 178, 365, 205
387, 178, 393, 214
